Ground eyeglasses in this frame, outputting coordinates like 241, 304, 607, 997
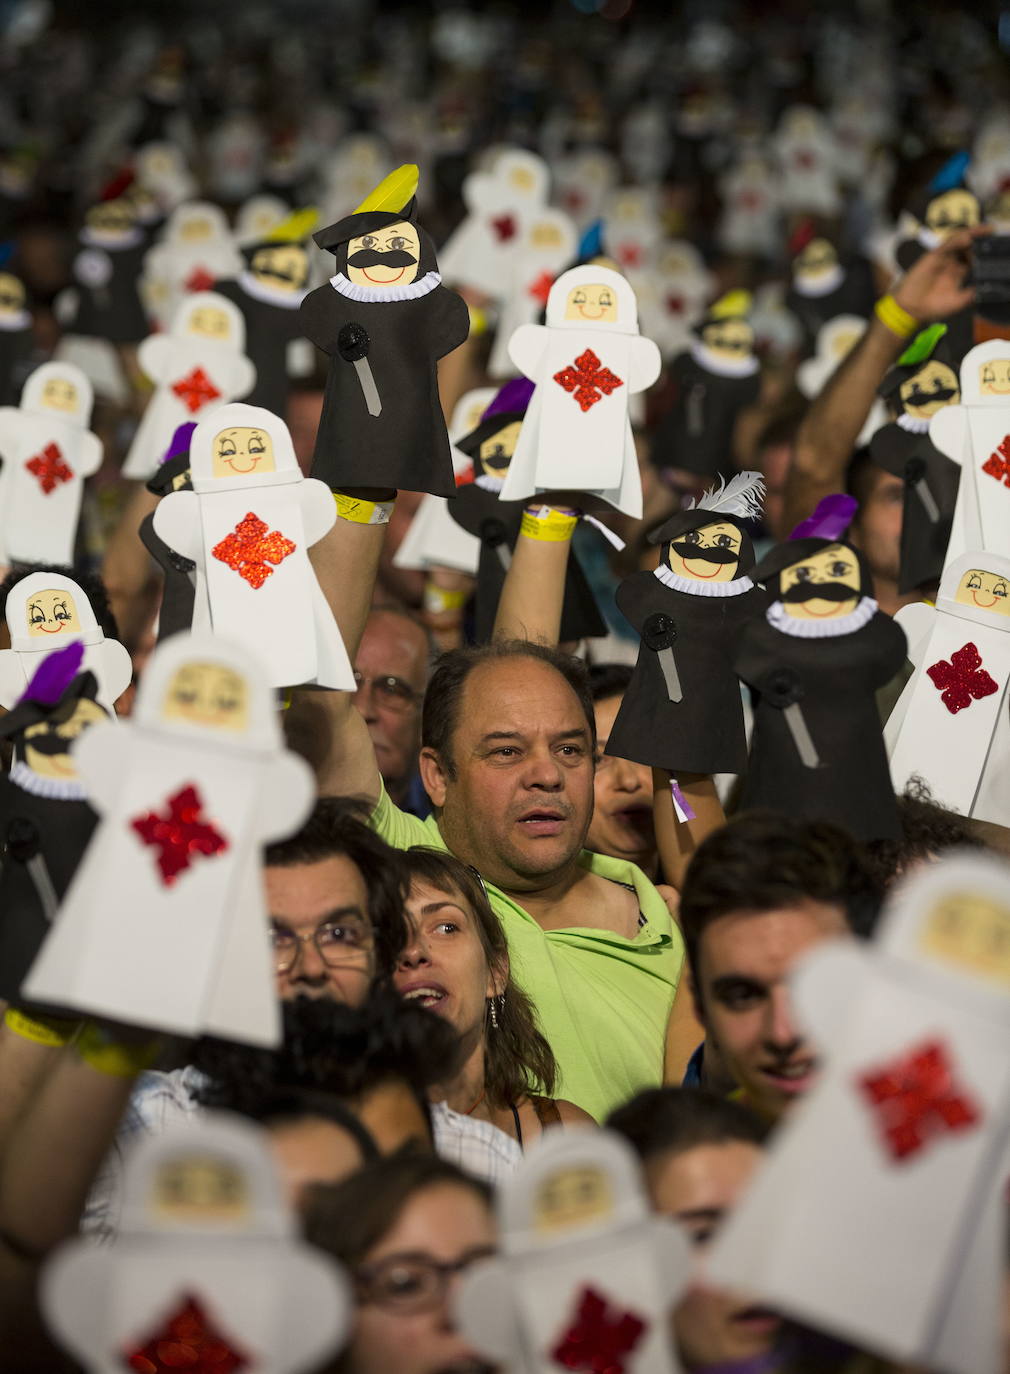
351, 671, 420, 713
355, 1248, 496, 1313
270, 919, 374, 973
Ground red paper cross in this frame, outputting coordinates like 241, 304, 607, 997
554, 349, 624, 413
25, 441, 73, 494
981, 435, 1010, 489
212, 511, 296, 588
617, 242, 641, 269
171, 367, 222, 415
552, 1286, 647, 1373
491, 213, 516, 242
794, 149, 816, 170
665, 292, 686, 316
130, 784, 228, 886
125, 1293, 248, 1373
185, 265, 217, 293
529, 270, 554, 305
738, 190, 763, 211
926, 641, 999, 714
563, 188, 586, 214
858, 1039, 980, 1162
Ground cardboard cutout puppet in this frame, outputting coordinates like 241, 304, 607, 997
488, 207, 577, 380
653, 294, 761, 482
554, 148, 617, 232
606, 474, 766, 776
457, 1128, 691, 1374
784, 230, 876, 350
772, 106, 842, 217
0, 571, 131, 714
735, 500, 906, 842
23, 632, 315, 1045
122, 292, 256, 482
134, 143, 197, 215
301, 165, 470, 497
154, 404, 355, 690
871, 329, 962, 594
139, 422, 198, 643
895, 177, 982, 272
498, 265, 660, 519
602, 186, 662, 275
43, 1113, 351, 1374
439, 149, 550, 300
449, 380, 606, 644
0, 268, 35, 406
0, 644, 103, 1007
141, 201, 242, 329
0, 362, 102, 566
717, 153, 781, 260
708, 853, 1010, 1374
886, 552, 1010, 826
69, 198, 149, 345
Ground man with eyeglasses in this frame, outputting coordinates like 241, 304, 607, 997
353, 607, 432, 818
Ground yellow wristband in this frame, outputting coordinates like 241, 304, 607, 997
3, 1008, 79, 1048
424, 581, 468, 614
76, 1022, 162, 1078
334, 492, 396, 526
520, 505, 579, 542
468, 305, 488, 337
874, 294, 919, 340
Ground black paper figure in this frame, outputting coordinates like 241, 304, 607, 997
784, 230, 876, 352
139, 422, 197, 642
0, 268, 34, 407
69, 199, 150, 345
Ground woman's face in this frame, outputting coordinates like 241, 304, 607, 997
394, 880, 500, 1044
349, 1182, 497, 1374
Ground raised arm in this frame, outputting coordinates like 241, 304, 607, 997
492, 504, 577, 645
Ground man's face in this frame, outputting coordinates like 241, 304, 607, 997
850, 469, 904, 589
346, 220, 421, 288
353, 613, 428, 800
665, 520, 742, 584
422, 657, 595, 892
588, 693, 655, 868
779, 543, 862, 620
694, 898, 851, 1120
647, 1141, 782, 1367
267, 854, 375, 1005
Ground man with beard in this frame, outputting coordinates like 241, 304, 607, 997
301, 165, 470, 497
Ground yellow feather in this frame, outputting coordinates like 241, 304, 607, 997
709, 289, 752, 319
353, 164, 419, 215
265, 207, 320, 243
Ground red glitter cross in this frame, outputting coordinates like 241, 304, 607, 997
981, 435, 1010, 488
926, 641, 999, 715
185, 265, 217, 293
491, 213, 516, 242
212, 511, 296, 589
552, 1286, 647, 1374
125, 1293, 248, 1373
528, 270, 554, 305
554, 349, 624, 413
25, 441, 73, 494
858, 1039, 980, 1162
171, 367, 222, 415
130, 784, 228, 886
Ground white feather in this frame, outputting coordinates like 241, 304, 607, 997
687, 470, 766, 521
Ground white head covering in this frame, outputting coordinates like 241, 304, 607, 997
6, 571, 104, 652
957, 339, 1010, 406
492, 148, 550, 206
163, 200, 233, 248
169, 290, 247, 352
544, 264, 640, 335
19, 361, 94, 428
935, 551, 1010, 634
188, 402, 300, 494
234, 194, 288, 246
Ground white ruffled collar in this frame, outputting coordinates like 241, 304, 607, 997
474, 473, 505, 492
690, 339, 759, 378
792, 263, 845, 297
237, 270, 306, 309
653, 563, 755, 598
9, 758, 87, 800
898, 412, 931, 434
328, 270, 441, 304
79, 226, 143, 251
766, 595, 878, 638
0, 309, 30, 331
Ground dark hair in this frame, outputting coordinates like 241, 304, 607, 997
863, 776, 985, 887
607, 1086, 770, 1160
401, 847, 557, 1106
0, 562, 120, 640
265, 797, 408, 982
845, 447, 888, 514
245, 1087, 381, 1164
587, 662, 634, 703
679, 810, 883, 973
421, 639, 596, 779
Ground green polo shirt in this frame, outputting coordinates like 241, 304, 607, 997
371, 786, 683, 1122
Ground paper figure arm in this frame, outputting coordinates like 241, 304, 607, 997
74, 431, 103, 479
0, 405, 22, 454
929, 405, 968, 465
72, 719, 131, 815
894, 602, 937, 671
136, 334, 173, 384
455, 1257, 524, 1366
300, 477, 338, 546
286, 336, 314, 378
0, 650, 26, 710
626, 335, 662, 393
431, 286, 472, 360
791, 940, 870, 1050
252, 751, 315, 844
507, 323, 549, 381
230, 353, 257, 400
152, 490, 204, 564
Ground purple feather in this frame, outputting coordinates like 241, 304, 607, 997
789, 494, 858, 542
18, 642, 85, 708
482, 377, 535, 420
159, 422, 197, 465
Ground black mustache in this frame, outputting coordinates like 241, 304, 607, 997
24, 730, 76, 755
346, 249, 417, 269
905, 385, 957, 406
782, 581, 857, 603
670, 540, 738, 565
255, 266, 301, 284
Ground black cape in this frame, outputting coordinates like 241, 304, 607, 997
213, 277, 305, 419
0, 324, 33, 407
301, 279, 470, 496
784, 259, 876, 352
450, 483, 606, 644
652, 352, 762, 480
71, 239, 149, 344
734, 611, 906, 841
607, 570, 765, 775
141, 450, 196, 641
870, 423, 961, 594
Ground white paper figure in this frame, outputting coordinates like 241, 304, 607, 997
931, 341, 1010, 571
772, 106, 842, 217
499, 266, 660, 518
602, 186, 662, 275
885, 552, 1010, 825
488, 208, 577, 379
122, 293, 256, 482
42, 1113, 350, 1374
718, 153, 782, 259
206, 114, 265, 204
23, 631, 314, 1045
553, 148, 618, 232
393, 387, 494, 575
797, 316, 887, 445
0, 362, 102, 565
457, 1128, 690, 1373
621, 103, 671, 184
154, 404, 354, 691
708, 853, 1010, 1374
0, 572, 131, 715
633, 240, 715, 360
439, 149, 550, 299
142, 201, 243, 329
134, 142, 197, 213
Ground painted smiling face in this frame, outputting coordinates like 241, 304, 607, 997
179, 216, 213, 244
26, 588, 81, 638
346, 220, 421, 289
152, 1155, 250, 1224
955, 568, 1010, 617
920, 890, 1010, 989
979, 357, 1010, 397
40, 376, 79, 413
187, 305, 232, 341
779, 543, 862, 620
162, 661, 249, 732
899, 359, 960, 420
211, 426, 275, 479
665, 520, 742, 583
565, 282, 617, 323
23, 696, 105, 779
534, 1166, 613, 1237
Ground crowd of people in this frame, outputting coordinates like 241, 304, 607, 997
0, 2, 1008, 1371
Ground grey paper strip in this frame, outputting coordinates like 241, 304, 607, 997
496, 544, 512, 571
659, 645, 683, 703
354, 357, 382, 417
784, 701, 820, 768
914, 479, 940, 523
27, 853, 59, 923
